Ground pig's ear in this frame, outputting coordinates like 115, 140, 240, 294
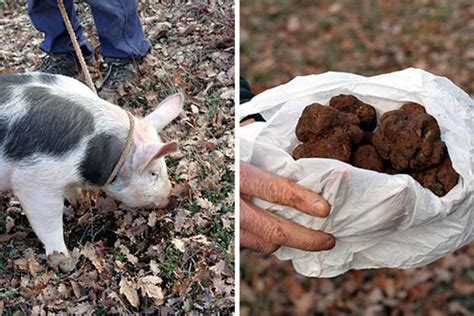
133, 141, 178, 173
145, 93, 184, 131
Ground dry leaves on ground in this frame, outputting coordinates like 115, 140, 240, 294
241, 0, 474, 96
0, 0, 234, 313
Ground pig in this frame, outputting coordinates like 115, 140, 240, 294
0, 72, 183, 271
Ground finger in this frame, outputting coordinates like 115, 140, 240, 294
240, 161, 330, 217
241, 228, 279, 255
240, 118, 256, 127
241, 198, 335, 252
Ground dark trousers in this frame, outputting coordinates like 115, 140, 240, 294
27, 0, 151, 59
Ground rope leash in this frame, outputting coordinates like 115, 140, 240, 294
57, 0, 96, 94
57, 0, 134, 188
103, 111, 135, 187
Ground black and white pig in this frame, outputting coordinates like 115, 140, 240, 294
0, 72, 183, 270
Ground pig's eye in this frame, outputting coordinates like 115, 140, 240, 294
150, 171, 157, 177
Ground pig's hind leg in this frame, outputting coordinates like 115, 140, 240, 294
15, 188, 68, 254
12, 183, 74, 271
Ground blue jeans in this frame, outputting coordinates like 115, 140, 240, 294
27, 0, 151, 59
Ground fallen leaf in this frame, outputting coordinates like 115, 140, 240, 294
5, 216, 14, 233
171, 183, 191, 200
14, 258, 28, 271
143, 283, 164, 306
67, 302, 94, 314
189, 234, 210, 245
0, 231, 27, 242
174, 209, 187, 232
148, 211, 158, 227
150, 260, 160, 275
70, 280, 82, 299
119, 277, 139, 308
171, 238, 186, 253
81, 242, 104, 273
26, 255, 43, 277
126, 253, 139, 265
191, 104, 199, 114
139, 276, 165, 306
219, 88, 234, 100
58, 283, 69, 299
453, 280, 474, 295
141, 275, 163, 284
31, 306, 42, 315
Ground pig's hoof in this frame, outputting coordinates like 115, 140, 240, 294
59, 258, 76, 273
47, 251, 76, 273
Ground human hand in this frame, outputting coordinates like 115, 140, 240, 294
240, 161, 335, 254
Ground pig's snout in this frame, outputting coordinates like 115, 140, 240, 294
152, 184, 173, 209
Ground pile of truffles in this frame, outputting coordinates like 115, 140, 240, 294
292, 94, 459, 197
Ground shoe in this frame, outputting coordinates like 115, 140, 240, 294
37, 52, 94, 77
98, 59, 141, 103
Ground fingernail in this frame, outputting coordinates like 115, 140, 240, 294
311, 200, 329, 216
323, 236, 336, 250
310, 200, 321, 211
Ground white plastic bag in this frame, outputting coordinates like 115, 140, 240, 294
240, 68, 474, 277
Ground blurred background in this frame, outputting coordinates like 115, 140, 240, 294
241, 0, 473, 96
240, 0, 474, 314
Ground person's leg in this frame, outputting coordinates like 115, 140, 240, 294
84, 0, 151, 102
85, 0, 151, 59
27, 0, 93, 56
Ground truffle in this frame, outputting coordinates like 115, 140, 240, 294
360, 131, 375, 145
372, 105, 445, 171
400, 102, 426, 114
384, 166, 400, 175
352, 144, 384, 172
295, 103, 363, 144
292, 98, 459, 197
409, 157, 459, 197
329, 94, 377, 132
292, 133, 352, 162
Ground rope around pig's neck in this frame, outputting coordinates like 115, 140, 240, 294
103, 111, 135, 188
57, 0, 135, 188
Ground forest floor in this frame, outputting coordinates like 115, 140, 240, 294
241, 0, 474, 97
241, 0, 473, 315
0, 0, 234, 314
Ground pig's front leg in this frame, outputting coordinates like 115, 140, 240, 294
13, 186, 75, 272
65, 184, 83, 208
